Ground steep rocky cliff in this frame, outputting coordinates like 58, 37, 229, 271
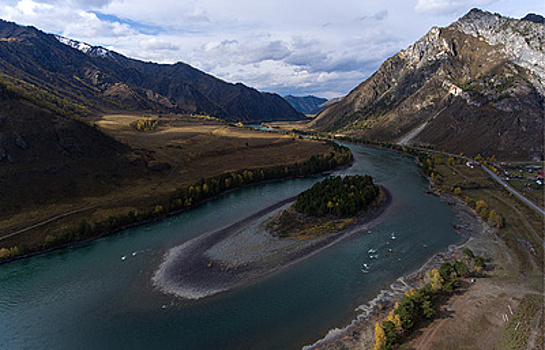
311, 9, 544, 159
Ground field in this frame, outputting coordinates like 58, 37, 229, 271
432, 156, 543, 274
399, 278, 543, 350
0, 114, 333, 256
397, 154, 544, 350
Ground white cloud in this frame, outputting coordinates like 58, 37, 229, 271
359, 10, 389, 21
1, 0, 136, 38
140, 38, 179, 51
102, 0, 211, 29
13, 0, 52, 14
63, 11, 137, 38
198, 38, 291, 66
414, 0, 494, 15
0, 0, 542, 97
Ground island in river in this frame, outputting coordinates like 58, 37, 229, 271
153, 175, 390, 300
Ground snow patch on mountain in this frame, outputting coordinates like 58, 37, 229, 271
55, 35, 112, 59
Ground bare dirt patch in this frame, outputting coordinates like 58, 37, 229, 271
400, 278, 542, 350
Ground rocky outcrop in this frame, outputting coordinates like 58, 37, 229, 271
311, 9, 544, 159
454, 9, 545, 93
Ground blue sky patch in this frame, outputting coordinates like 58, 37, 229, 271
91, 11, 164, 35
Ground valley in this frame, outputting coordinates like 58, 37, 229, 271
0, 113, 336, 259
0, 6, 543, 350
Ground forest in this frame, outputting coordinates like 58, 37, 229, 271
295, 175, 380, 217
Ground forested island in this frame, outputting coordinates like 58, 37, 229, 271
267, 175, 384, 239
154, 173, 391, 300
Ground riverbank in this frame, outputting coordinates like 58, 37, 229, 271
1, 139, 353, 264
304, 191, 495, 350
153, 187, 392, 300
0, 115, 352, 263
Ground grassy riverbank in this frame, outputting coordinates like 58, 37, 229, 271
0, 115, 352, 262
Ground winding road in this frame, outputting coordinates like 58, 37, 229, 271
408, 145, 545, 217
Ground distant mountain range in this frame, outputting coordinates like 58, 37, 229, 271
0, 19, 304, 123
0, 19, 308, 217
283, 95, 328, 114
311, 9, 544, 160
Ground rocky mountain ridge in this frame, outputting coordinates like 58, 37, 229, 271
310, 9, 544, 160
454, 9, 544, 93
0, 19, 303, 123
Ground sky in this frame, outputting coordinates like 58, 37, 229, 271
1, 0, 543, 98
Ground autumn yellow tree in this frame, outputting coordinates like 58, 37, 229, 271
0, 248, 9, 259
373, 321, 387, 350
385, 308, 402, 332
487, 210, 504, 228
427, 268, 444, 291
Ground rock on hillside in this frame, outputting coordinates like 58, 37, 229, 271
311, 9, 544, 160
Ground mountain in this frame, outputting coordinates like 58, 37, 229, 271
310, 9, 544, 160
522, 13, 544, 24
0, 80, 149, 217
0, 19, 304, 123
284, 95, 328, 114
0, 18, 308, 218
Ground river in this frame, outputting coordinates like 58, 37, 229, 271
0, 144, 463, 349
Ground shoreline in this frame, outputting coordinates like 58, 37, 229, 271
153, 187, 392, 300
303, 191, 493, 350
1, 141, 354, 265
0, 171, 342, 266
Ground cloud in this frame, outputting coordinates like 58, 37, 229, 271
414, 0, 494, 15
198, 38, 291, 66
102, 0, 211, 30
359, 10, 389, 21
63, 11, 137, 38
1, 0, 540, 98
2, 0, 137, 39
5, 0, 53, 16
139, 38, 179, 51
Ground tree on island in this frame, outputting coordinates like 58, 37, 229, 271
295, 175, 380, 217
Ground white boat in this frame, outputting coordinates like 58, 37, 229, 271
361, 263, 370, 273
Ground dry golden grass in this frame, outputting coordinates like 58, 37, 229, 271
0, 114, 333, 252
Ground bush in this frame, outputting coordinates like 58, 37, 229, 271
454, 260, 470, 277
462, 248, 475, 259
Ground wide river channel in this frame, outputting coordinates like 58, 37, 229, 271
0, 144, 464, 349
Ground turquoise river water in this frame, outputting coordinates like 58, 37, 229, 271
0, 144, 464, 349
